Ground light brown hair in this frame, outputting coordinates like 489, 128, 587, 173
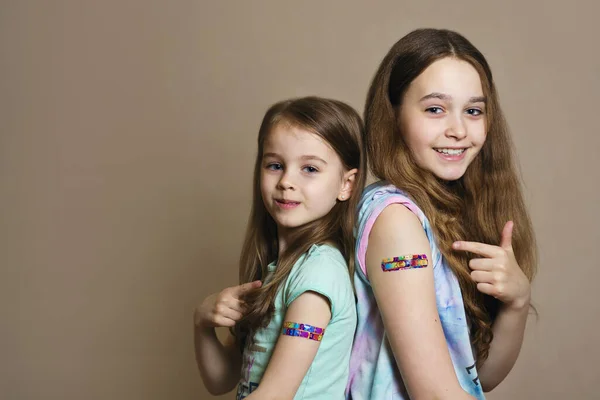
235, 96, 365, 346
365, 28, 537, 364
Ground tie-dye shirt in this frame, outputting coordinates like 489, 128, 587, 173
346, 182, 485, 399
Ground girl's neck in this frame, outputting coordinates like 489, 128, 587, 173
277, 228, 291, 258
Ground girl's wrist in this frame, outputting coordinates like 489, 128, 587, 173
502, 292, 531, 312
195, 322, 217, 337
193, 309, 214, 331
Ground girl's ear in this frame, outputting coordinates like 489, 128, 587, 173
338, 168, 358, 201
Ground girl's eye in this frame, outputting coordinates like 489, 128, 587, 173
425, 106, 444, 114
266, 163, 282, 171
303, 166, 319, 173
466, 108, 484, 116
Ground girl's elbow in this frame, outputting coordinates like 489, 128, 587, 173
203, 380, 237, 396
205, 385, 228, 396
482, 381, 499, 393
480, 376, 502, 393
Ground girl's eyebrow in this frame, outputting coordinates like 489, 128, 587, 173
419, 92, 487, 104
469, 96, 487, 104
262, 153, 328, 165
420, 92, 452, 102
301, 155, 328, 165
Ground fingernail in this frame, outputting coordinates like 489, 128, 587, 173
453, 242, 459, 249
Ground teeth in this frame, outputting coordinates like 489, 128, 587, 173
436, 148, 465, 155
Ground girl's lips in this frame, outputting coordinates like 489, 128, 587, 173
434, 148, 467, 161
275, 199, 300, 209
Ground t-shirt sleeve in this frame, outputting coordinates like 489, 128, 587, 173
283, 250, 352, 319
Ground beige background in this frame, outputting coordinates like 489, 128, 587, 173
2, 1, 599, 399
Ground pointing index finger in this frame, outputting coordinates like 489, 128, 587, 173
452, 241, 502, 258
234, 280, 263, 297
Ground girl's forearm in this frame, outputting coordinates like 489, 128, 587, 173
477, 298, 530, 391
194, 325, 241, 395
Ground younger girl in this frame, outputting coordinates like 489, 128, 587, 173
194, 97, 365, 399
347, 29, 537, 399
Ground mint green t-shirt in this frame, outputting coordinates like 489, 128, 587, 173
237, 244, 357, 400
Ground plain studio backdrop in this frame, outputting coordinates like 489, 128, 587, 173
1, 1, 599, 399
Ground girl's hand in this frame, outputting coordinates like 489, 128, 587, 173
194, 280, 262, 328
453, 221, 530, 310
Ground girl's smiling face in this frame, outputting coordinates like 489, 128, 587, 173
399, 57, 487, 181
260, 123, 355, 239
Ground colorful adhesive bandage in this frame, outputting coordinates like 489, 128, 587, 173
381, 254, 428, 271
281, 321, 325, 341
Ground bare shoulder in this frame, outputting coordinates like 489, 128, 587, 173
369, 203, 428, 249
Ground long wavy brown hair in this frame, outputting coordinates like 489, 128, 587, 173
234, 96, 365, 347
365, 28, 537, 364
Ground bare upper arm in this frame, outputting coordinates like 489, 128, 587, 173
367, 204, 474, 399
248, 291, 331, 400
